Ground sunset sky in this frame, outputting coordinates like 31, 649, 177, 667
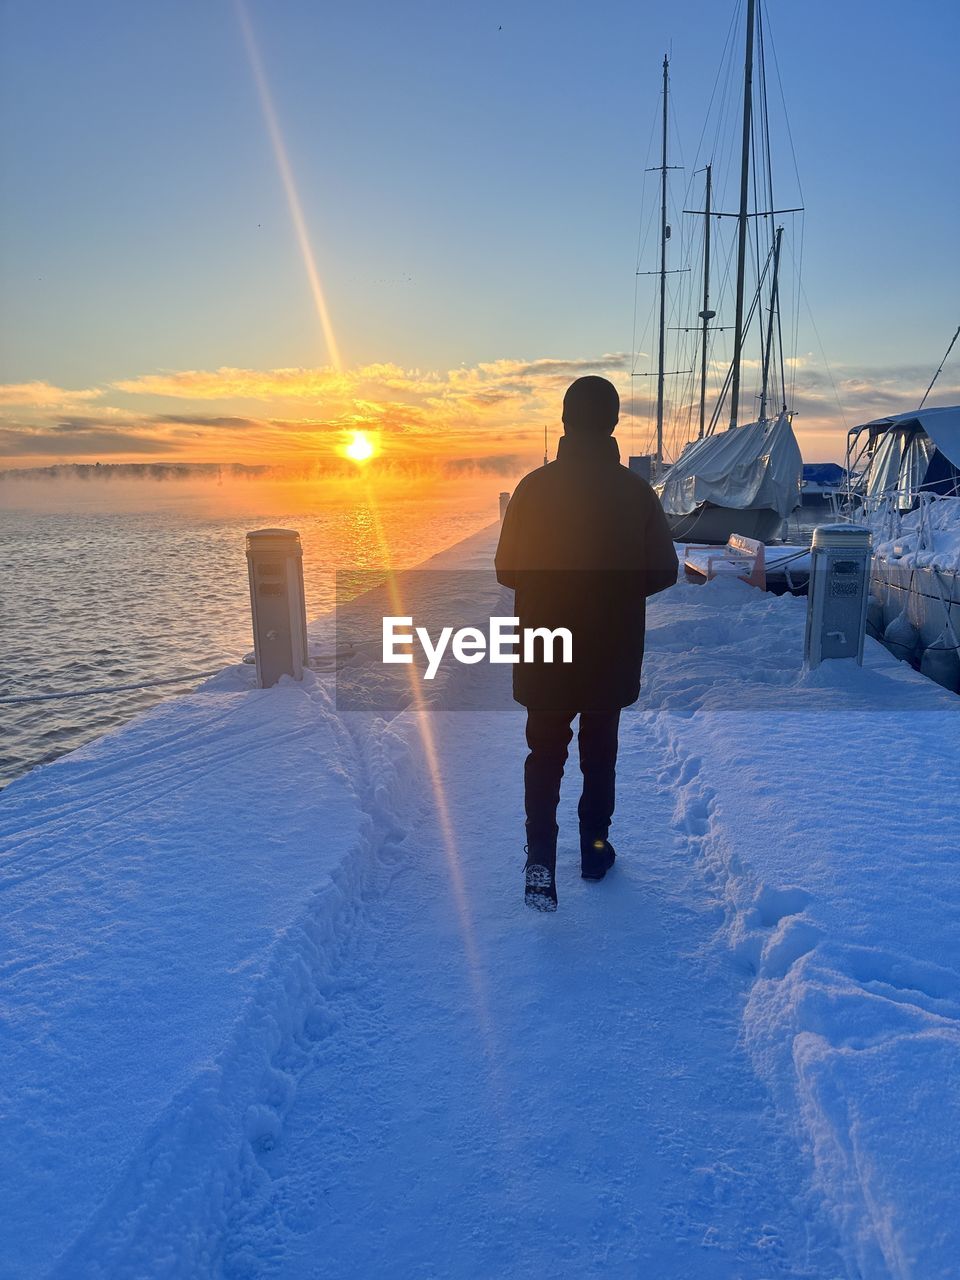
1, 0, 958, 475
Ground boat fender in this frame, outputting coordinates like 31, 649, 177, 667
920, 632, 960, 695
881, 591, 902, 632
883, 609, 920, 663
866, 594, 884, 640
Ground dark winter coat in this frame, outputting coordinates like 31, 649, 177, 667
494, 433, 678, 711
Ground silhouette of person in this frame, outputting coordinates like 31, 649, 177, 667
495, 376, 678, 910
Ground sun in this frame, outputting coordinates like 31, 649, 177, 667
344, 430, 376, 463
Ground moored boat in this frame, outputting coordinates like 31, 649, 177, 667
801, 462, 846, 509
638, 0, 804, 543
658, 412, 801, 543
846, 404, 960, 691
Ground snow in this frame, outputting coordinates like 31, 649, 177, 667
872, 496, 960, 572
1, 526, 959, 1278
0, 675, 374, 1278
682, 542, 812, 579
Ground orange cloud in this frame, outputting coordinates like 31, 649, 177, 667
0, 382, 104, 408
3, 354, 956, 470
111, 366, 352, 400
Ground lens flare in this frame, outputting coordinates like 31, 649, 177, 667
236, 1, 342, 371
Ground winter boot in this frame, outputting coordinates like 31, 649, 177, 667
580, 833, 616, 881
524, 825, 558, 912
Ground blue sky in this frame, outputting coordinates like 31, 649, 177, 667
1, 0, 958, 466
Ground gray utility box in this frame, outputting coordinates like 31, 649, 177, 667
804, 524, 872, 668
246, 528, 309, 687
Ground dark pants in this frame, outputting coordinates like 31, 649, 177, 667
524, 709, 620, 845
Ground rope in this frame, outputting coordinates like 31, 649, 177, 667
918, 321, 960, 409
707, 241, 775, 434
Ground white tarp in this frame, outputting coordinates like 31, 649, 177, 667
656, 412, 803, 518
861, 405, 960, 471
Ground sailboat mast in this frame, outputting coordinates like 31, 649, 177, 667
759, 223, 783, 423
655, 53, 669, 475
728, 0, 756, 430
698, 163, 713, 439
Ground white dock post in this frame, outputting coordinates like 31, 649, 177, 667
246, 529, 309, 687
499, 491, 510, 523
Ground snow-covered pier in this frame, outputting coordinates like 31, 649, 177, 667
2, 526, 959, 1279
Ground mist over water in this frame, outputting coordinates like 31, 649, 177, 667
0, 454, 525, 512
0, 473, 498, 788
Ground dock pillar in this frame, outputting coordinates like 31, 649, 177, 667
246, 529, 309, 688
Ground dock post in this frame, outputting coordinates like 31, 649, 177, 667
499, 491, 510, 523
245, 529, 309, 687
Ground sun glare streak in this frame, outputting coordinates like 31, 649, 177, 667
359, 489, 528, 1189
236, 1, 342, 371
359, 481, 496, 1043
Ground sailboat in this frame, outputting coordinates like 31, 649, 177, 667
645, 0, 803, 544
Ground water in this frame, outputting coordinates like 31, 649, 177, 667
0, 491, 495, 789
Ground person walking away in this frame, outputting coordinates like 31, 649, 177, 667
495, 376, 678, 911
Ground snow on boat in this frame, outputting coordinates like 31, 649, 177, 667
847, 404, 960, 691
657, 411, 803, 544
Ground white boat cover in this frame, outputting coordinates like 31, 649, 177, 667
859, 405, 960, 470
656, 412, 803, 518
